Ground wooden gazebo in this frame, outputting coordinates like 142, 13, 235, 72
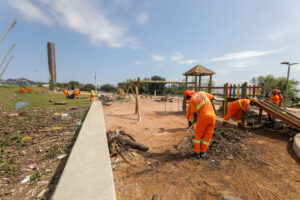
183, 64, 215, 92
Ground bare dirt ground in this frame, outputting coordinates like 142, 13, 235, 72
0, 107, 87, 200
104, 98, 300, 200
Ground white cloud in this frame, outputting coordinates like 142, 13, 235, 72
9, 0, 138, 48
170, 52, 184, 61
152, 54, 165, 62
178, 59, 198, 64
10, 0, 53, 25
227, 60, 257, 68
209, 48, 287, 61
133, 61, 143, 65
136, 12, 149, 24
267, 32, 283, 40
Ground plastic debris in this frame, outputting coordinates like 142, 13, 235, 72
76, 122, 82, 127
57, 154, 67, 159
22, 136, 32, 141
28, 163, 37, 169
21, 176, 30, 184
52, 127, 66, 130
15, 102, 30, 109
61, 113, 68, 117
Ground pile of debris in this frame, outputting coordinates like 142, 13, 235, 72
99, 95, 113, 105
106, 128, 148, 163
176, 126, 254, 162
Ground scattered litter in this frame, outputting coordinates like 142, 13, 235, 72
76, 122, 82, 127
45, 169, 51, 173
21, 176, 30, 184
28, 163, 37, 169
22, 136, 32, 141
8, 113, 18, 116
37, 189, 47, 198
52, 127, 66, 130
60, 113, 68, 117
57, 154, 67, 159
53, 112, 60, 116
15, 102, 30, 109
226, 155, 234, 160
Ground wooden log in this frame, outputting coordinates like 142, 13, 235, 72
118, 135, 148, 151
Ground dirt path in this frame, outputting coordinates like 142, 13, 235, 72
104, 99, 300, 200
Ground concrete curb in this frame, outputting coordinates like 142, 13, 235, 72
293, 133, 300, 159
52, 101, 116, 200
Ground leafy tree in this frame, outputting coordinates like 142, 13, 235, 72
148, 75, 166, 95
250, 75, 299, 101
99, 84, 116, 92
68, 81, 81, 90
83, 83, 95, 91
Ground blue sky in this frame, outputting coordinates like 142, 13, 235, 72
0, 0, 300, 86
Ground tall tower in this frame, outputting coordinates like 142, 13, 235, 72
47, 42, 56, 89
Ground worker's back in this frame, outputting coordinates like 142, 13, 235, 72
189, 91, 215, 117
229, 99, 250, 111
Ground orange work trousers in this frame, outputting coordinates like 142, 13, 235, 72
194, 115, 216, 153
223, 110, 242, 125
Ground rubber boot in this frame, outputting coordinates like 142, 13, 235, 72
200, 152, 207, 158
193, 152, 201, 159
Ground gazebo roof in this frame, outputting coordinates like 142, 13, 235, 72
183, 65, 215, 76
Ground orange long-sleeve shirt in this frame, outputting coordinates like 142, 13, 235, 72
188, 91, 215, 118
270, 95, 279, 106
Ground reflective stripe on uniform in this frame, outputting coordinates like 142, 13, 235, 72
236, 120, 241, 123
239, 99, 243, 110
223, 120, 228, 122
193, 139, 201, 143
202, 141, 210, 145
196, 98, 210, 110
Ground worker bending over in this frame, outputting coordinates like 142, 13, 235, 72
223, 98, 257, 128
185, 90, 215, 159
75, 88, 80, 99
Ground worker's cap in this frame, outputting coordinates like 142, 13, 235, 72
184, 90, 195, 101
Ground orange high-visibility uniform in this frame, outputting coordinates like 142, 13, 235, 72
269, 94, 279, 106
75, 88, 80, 98
278, 94, 283, 107
186, 92, 214, 121
188, 91, 216, 154
17, 88, 20, 93
28, 87, 33, 93
20, 88, 24, 93
223, 99, 251, 125
64, 88, 68, 97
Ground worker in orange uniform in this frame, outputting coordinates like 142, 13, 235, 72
28, 87, 33, 93
75, 88, 80, 99
223, 98, 257, 128
270, 89, 280, 106
278, 90, 283, 107
185, 90, 215, 159
90, 90, 96, 102
64, 88, 68, 98
184, 90, 196, 127
20, 88, 24, 93
17, 88, 20, 93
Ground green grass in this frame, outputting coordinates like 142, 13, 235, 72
0, 86, 91, 110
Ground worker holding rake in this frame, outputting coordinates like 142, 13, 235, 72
184, 90, 215, 159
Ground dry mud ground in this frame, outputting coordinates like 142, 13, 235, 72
104, 98, 300, 200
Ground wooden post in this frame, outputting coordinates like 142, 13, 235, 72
223, 83, 229, 117
194, 74, 197, 92
183, 75, 188, 112
199, 76, 202, 90
208, 75, 212, 93
258, 83, 265, 123
135, 77, 140, 114
154, 90, 156, 97
135, 85, 141, 121
242, 82, 247, 126
243, 82, 247, 98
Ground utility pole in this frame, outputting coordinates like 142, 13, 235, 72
280, 62, 298, 109
0, 18, 17, 45
94, 71, 97, 94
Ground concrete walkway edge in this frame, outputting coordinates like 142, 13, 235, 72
293, 133, 300, 159
52, 101, 116, 200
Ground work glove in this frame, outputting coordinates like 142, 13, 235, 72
242, 115, 247, 119
188, 120, 193, 127
193, 118, 197, 123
